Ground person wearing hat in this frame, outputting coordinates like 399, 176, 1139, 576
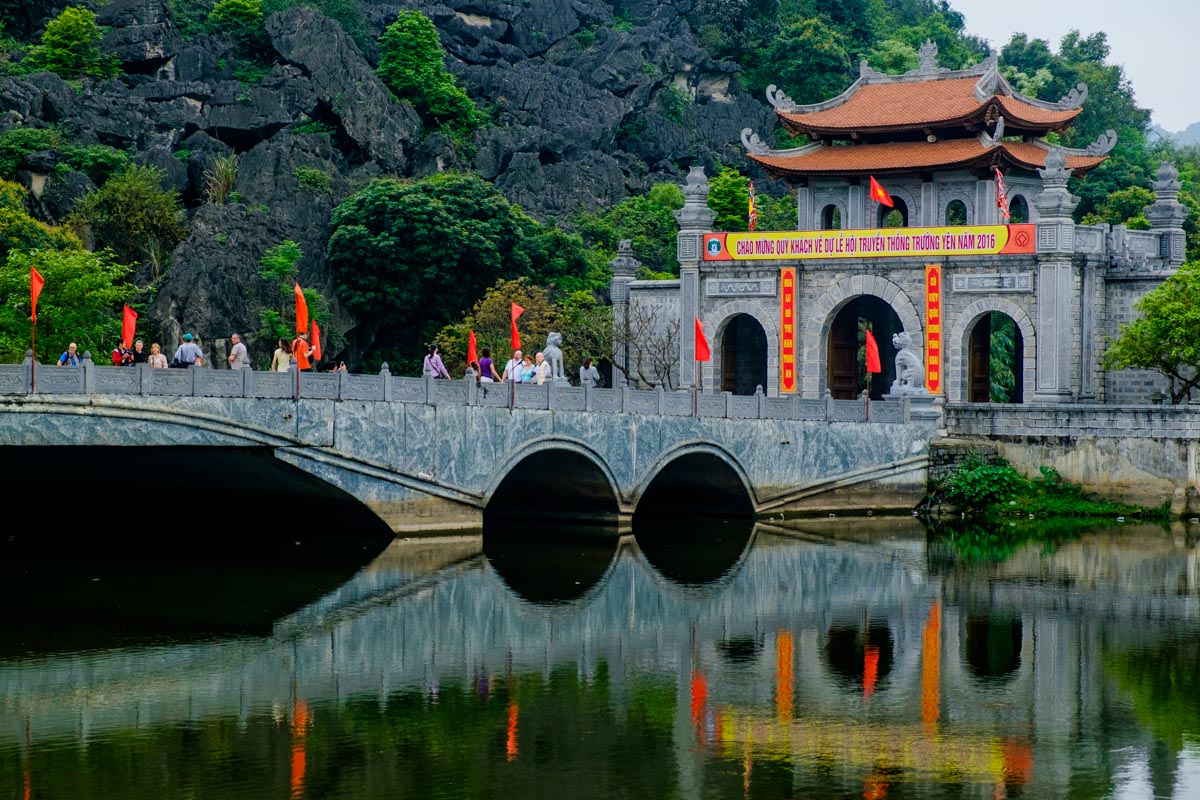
172, 333, 204, 367
291, 331, 315, 372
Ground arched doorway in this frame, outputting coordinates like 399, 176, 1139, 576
1009, 195, 1028, 223
968, 312, 1023, 403
827, 296, 902, 399
721, 314, 767, 396
821, 204, 842, 229
879, 197, 909, 227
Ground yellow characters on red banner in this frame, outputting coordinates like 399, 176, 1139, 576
925, 265, 942, 394
780, 268, 797, 393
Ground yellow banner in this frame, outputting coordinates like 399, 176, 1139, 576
703, 225, 1035, 261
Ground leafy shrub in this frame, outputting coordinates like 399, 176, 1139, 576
660, 85, 690, 123
0, 179, 82, 263
69, 165, 184, 267
59, 144, 130, 185
292, 119, 338, 138
0, 127, 62, 178
938, 457, 1028, 514
294, 166, 332, 194
25, 7, 119, 80
207, 0, 264, 48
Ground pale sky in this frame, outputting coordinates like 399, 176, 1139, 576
949, 0, 1198, 132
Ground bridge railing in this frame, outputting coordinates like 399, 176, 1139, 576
1, 353, 915, 423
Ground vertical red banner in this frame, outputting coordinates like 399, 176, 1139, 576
780, 268, 797, 393
925, 265, 942, 394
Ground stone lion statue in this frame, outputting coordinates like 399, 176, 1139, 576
890, 331, 926, 395
544, 331, 565, 382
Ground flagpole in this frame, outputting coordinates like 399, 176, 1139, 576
30, 318, 36, 393
693, 359, 698, 417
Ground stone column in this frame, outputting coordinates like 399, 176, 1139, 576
975, 176, 998, 225
673, 166, 717, 389
847, 183, 866, 228
920, 180, 936, 226
608, 239, 641, 388
1144, 162, 1189, 267
1032, 148, 1080, 402
795, 184, 811, 231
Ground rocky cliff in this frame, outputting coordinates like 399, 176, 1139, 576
0, 0, 774, 360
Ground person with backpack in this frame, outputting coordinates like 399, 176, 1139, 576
57, 342, 82, 367
171, 333, 203, 367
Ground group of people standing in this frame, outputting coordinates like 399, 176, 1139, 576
424, 344, 601, 388
58, 331, 331, 373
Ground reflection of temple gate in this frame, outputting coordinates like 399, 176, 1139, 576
968, 313, 1023, 403
828, 297, 902, 399
721, 315, 767, 396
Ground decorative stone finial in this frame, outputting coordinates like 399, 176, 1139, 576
1085, 129, 1118, 156
917, 39, 939, 73
609, 239, 641, 279
1153, 161, 1182, 193
673, 166, 717, 231
741, 128, 770, 156
765, 85, 796, 113
1144, 162, 1190, 258
1037, 147, 1072, 186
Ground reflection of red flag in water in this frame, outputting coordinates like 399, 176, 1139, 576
865, 329, 881, 374
694, 318, 711, 362
775, 630, 794, 722
467, 330, 478, 368
863, 644, 879, 698
290, 700, 308, 799
294, 283, 308, 334
30, 268, 44, 323
868, 175, 894, 208
506, 702, 519, 762
122, 305, 137, 349
311, 320, 322, 361
921, 600, 941, 729
690, 670, 708, 742
510, 303, 524, 350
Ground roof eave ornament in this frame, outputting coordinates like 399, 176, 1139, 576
1008, 81, 1089, 111
909, 39, 949, 75
741, 128, 771, 156
1037, 147, 1073, 187
1085, 129, 1118, 156
979, 115, 1006, 148
973, 56, 1002, 102
766, 85, 797, 113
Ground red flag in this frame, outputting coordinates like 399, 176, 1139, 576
994, 166, 1011, 222
868, 176, 893, 208
865, 328, 881, 374
121, 305, 137, 349
294, 283, 308, 334
467, 329, 478, 368
694, 317, 711, 362
747, 179, 758, 232
30, 267, 44, 323
510, 302, 524, 350
311, 320, 322, 361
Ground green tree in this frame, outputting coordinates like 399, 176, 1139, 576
570, 182, 684, 276
706, 167, 752, 232
207, 0, 266, 49
758, 16, 852, 104
377, 10, 479, 145
0, 247, 132, 362
1101, 261, 1200, 403
0, 179, 82, 264
433, 277, 564, 375
25, 6, 119, 79
69, 165, 185, 270
327, 173, 589, 373
1081, 186, 1154, 230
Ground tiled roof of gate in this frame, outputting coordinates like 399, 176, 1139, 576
777, 77, 1080, 136
749, 139, 1105, 178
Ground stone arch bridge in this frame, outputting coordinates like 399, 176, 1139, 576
0, 360, 935, 532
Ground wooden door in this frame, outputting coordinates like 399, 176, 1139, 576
969, 315, 991, 402
721, 322, 738, 392
828, 307, 858, 399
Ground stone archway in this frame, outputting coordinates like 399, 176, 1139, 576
800, 276, 922, 398
721, 314, 768, 396
701, 300, 780, 396
946, 298, 1036, 404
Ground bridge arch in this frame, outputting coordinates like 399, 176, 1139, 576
946, 297, 1035, 403
632, 442, 755, 520
801, 276, 923, 398
483, 437, 624, 523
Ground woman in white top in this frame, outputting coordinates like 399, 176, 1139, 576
147, 343, 169, 369
270, 338, 291, 372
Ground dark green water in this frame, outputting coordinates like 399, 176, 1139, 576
2, 515, 1199, 799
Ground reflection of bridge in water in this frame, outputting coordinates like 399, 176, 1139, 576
3, 522, 1199, 797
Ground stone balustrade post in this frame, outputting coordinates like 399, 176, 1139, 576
465, 373, 477, 406
724, 391, 734, 418
1144, 161, 1189, 267
547, 380, 557, 410
902, 396, 912, 424
655, 385, 665, 414
83, 351, 96, 394
380, 362, 392, 402
290, 361, 299, 400
23, 350, 32, 393
621, 385, 632, 412
824, 390, 835, 421
756, 385, 766, 418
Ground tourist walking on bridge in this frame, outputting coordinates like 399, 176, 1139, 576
422, 344, 450, 379
172, 333, 203, 367
579, 357, 600, 388
502, 349, 523, 382
57, 342, 82, 367
292, 332, 314, 373
147, 343, 168, 368
270, 338, 291, 372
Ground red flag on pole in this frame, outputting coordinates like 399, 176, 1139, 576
30, 267, 44, 323
694, 317, 711, 362
467, 329, 478, 368
311, 320, 322, 361
294, 283, 308, 334
510, 303, 524, 350
994, 166, 1011, 222
868, 176, 894, 208
747, 179, 758, 232
121, 305, 137, 349
865, 328, 881, 374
